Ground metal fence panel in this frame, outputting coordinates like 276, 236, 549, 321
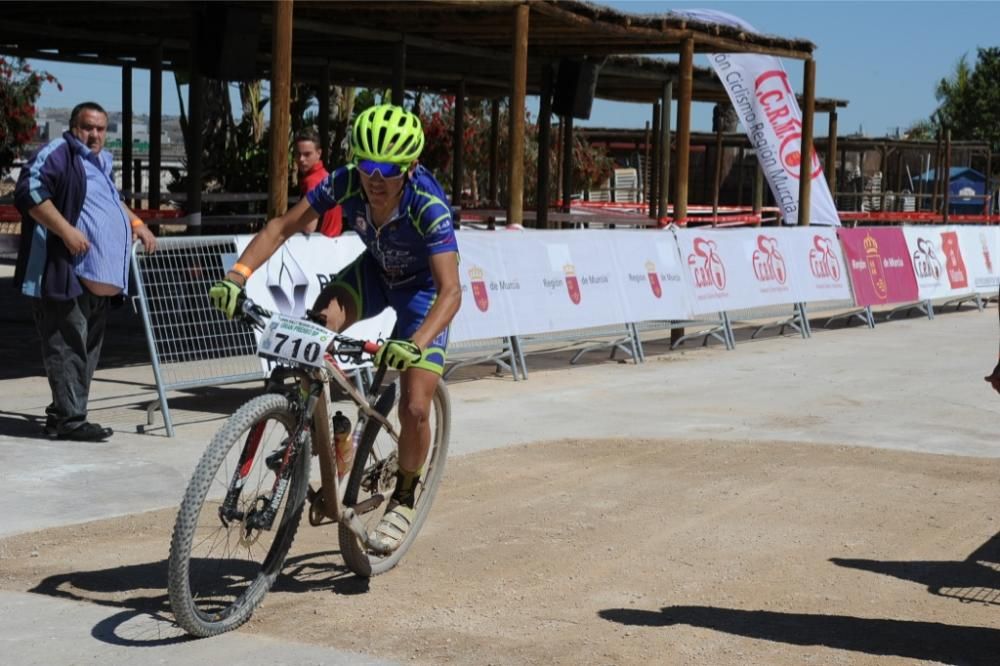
132, 235, 266, 436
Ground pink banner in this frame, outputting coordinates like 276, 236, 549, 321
838, 228, 919, 306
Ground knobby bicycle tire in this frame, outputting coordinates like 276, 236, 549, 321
168, 393, 311, 637
339, 379, 451, 577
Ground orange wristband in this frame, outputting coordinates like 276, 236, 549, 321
130, 218, 144, 228
231, 263, 253, 280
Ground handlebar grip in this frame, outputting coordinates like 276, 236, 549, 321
363, 341, 381, 355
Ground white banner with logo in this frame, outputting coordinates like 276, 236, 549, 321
675, 227, 792, 314
901, 226, 975, 300
956, 225, 1000, 295
450, 230, 519, 342
236, 233, 397, 349
778, 227, 854, 302
674, 10, 840, 227
609, 230, 694, 321
494, 230, 629, 335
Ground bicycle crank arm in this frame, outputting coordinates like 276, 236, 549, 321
340, 506, 394, 556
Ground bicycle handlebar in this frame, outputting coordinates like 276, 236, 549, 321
237, 296, 381, 362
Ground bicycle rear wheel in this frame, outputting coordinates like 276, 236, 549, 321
168, 393, 310, 637
339, 379, 451, 577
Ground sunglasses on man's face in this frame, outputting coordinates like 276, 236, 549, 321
356, 159, 405, 179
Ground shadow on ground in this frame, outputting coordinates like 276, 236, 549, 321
599, 605, 1000, 665
831, 532, 1000, 606
26, 548, 369, 646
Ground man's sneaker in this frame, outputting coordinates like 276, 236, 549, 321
371, 503, 415, 552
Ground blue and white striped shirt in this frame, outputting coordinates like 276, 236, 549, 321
71, 135, 131, 292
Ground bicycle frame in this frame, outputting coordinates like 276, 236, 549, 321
238, 297, 401, 555
269, 348, 400, 555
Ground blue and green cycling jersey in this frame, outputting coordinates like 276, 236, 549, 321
306, 164, 458, 289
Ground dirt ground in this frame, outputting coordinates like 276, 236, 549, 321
2, 437, 999, 665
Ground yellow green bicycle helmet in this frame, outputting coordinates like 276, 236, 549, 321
351, 103, 425, 166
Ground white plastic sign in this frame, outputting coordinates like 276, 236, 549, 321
257, 313, 333, 369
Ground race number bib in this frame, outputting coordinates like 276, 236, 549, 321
257, 314, 332, 368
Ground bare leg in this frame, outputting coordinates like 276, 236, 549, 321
397, 367, 439, 474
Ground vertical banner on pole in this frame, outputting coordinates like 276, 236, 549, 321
672, 9, 840, 226
837, 227, 918, 307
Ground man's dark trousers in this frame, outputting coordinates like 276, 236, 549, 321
32, 291, 108, 435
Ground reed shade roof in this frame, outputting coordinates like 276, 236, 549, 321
0, 0, 816, 100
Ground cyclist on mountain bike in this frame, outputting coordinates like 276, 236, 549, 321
209, 103, 461, 551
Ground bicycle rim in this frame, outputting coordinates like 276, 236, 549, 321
340, 380, 451, 577
168, 394, 310, 637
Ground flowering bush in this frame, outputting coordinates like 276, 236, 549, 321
0, 57, 60, 177
419, 95, 613, 207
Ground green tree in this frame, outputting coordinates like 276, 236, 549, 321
0, 57, 59, 177
933, 48, 1000, 155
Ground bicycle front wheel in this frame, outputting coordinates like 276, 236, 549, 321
168, 393, 311, 637
340, 379, 451, 577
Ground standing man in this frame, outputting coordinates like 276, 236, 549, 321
293, 128, 342, 237
14, 101, 157, 441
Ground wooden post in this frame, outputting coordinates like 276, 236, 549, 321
736, 147, 746, 206
658, 80, 672, 226
489, 98, 500, 207
931, 135, 941, 213
642, 121, 651, 209
318, 61, 331, 169
753, 159, 764, 222
121, 64, 133, 207
133, 158, 143, 208
673, 37, 694, 226
187, 66, 205, 233
943, 128, 951, 224
649, 102, 660, 221
797, 58, 815, 226
536, 64, 554, 229
149, 43, 162, 210
561, 114, 574, 216
826, 109, 838, 196
877, 146, 886, 212
452, 80, 465, 226
268, 0, 293, 218
555, 121, 563, 207
506, 3, 528, 227
839, 147, 847, 210
392, 39, 406, 106
987, 148, 993, 218
712, 126, 723, 223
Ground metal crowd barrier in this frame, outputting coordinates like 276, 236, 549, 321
516, 323, 642, 374
132, 236, 266, 436
445, 336, 523, 381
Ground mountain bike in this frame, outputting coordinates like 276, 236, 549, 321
167, 297, 451, 637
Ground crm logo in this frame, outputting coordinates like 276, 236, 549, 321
752, 235, 787, 284
687, 238, 726, 290
912, 237, 943, 282
754, 70, 822, 180
809, 235, 842, 281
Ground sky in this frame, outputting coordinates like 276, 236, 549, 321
26, 1, 1000, 138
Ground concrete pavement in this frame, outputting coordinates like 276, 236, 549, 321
2, 301, 999, 664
